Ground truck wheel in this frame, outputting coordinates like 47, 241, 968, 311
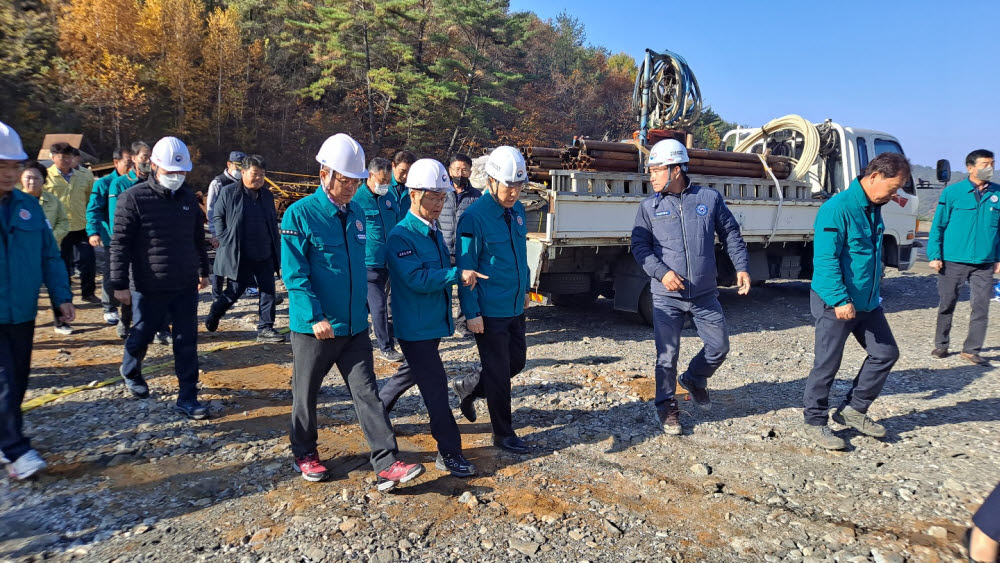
639, 286, 654, 326
551, 290, 599, 308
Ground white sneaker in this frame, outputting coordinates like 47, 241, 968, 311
103, 311, 120, 325
8, 450, 47, 480
53, 323, 74, 335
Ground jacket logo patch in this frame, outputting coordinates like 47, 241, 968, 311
355, 220, 364, 231
18, 209, 31, 221
397, 249, 413, 257
516, 215, 523, 226
655, 210, 671, 216
386, 200, 392, 208
992, 195, 999, 203
696, 204, 709, 216
357, 234, 366, 241
280, 229, 301, 236
182, 206, 190, 211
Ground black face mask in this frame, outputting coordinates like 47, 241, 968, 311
453, 176, 471, 189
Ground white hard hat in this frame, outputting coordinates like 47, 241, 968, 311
405, 159, 454, 192
648, 139, 689, 167
315, 133, 369, 179
150, 136, 193, 172
0, 121, 28, 161
485, 146, 527, 185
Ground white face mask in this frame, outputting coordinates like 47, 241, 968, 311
231, 169, 243, 180
372, 183, 389, 196
159, 173, 184, 191
975, 166, 994, 182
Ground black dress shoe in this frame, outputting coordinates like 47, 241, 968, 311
492, 434, 529, 454
930, 348, 948, 359
451, 378, 477, 422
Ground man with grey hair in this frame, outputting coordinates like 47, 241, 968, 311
352, 156, 403, 362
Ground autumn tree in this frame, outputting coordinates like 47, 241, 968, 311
202, 6, 247, 146
137, 0, 208, 136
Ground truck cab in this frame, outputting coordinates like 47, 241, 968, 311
722, 121, 919, 270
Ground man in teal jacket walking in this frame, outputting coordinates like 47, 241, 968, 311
281, 133, 423, 490
379, 158, 486, 477
927, 149, 999, 366
452, 146, 532, 454
87, 146, 132, 326
802, 153, 908, 451
352, 156, 402, 362
0, 121, 75, 480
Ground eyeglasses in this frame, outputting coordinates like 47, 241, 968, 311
418, 191, 448, 204
333, 174, 360, 187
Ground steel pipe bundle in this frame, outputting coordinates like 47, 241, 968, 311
521, 139, 793, 181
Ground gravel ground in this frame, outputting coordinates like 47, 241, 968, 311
1, 246, 998, 562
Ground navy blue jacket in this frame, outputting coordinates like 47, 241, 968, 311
631, 184, 748, 299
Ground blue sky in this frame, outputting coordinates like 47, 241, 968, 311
509, 0, 997, 168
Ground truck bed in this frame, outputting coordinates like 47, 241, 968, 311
529, 170, 821, 246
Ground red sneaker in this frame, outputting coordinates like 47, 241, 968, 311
293, 453, 329, 482
376, 461, 425, 491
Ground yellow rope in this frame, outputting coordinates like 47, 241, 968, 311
21, 328, 292, 413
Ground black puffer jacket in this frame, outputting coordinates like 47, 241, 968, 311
439, 184, 483, 257
110, 179, 209, 292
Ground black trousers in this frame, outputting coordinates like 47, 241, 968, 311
121, 289, 199, 403
466, 315, 527, 438
366, 268, 394, 353
974, 482, 1000, 541
935, 261, 994, 355
803, 291, 899, 426
379, 339, 462, 455
289, 330, 398, 472
209, 258, 276, 329
0, 321, 35, 462
60, 229, 96, 298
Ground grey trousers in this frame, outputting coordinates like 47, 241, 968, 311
290, 330, 398, 473
935, 261, 994, 355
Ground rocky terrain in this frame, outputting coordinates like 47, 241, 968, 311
1, 249, 997, 562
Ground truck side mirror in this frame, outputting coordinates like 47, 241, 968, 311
936, 159, 951, 183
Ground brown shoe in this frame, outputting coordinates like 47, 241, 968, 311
961, 353, 991, 367
930, 348, 948, 359
657, 400, 682, 436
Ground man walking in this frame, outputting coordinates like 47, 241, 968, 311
206, 150, 245, 298
381, 158, 485, 477
631, 139, 750, 435
108, 141, 150, 340
352, 157, 403, 362
111, 137, 211, 420
927, 149, 999, 366
0, 121, 75, 480
87, 147, 132, 326
281, 133, 423, 489
205, 155, 284, 343
388, 151, 416, 215
452, 146, 532, 453
802, 152, 908, 450
46, 142, 97, 304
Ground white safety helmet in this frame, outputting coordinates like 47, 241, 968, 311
150, 136, 193, 172
485, 145, 527, 185
0, 121, 28, 161
405, 158, 454, 192
647, 138, 689, 167
315, 133, 369, 179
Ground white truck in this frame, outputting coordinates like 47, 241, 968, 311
523, 120, 920, 323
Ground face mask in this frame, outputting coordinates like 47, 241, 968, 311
136, 161, 152, 175
158, 173, 184, 191
231, 169, 243, 180
975, 166, 994, 182
372, 183, 389, 196
453, 176, 470, 189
